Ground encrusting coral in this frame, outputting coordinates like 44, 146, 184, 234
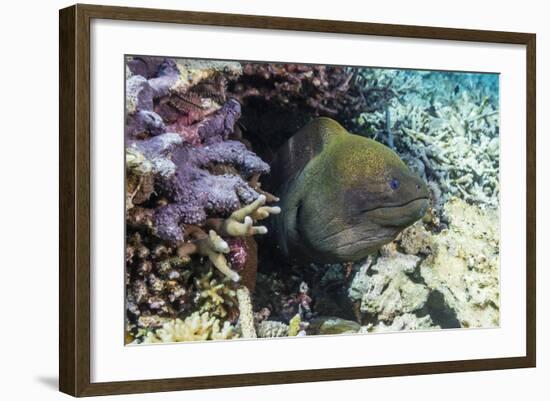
127, 101, 278, 243
349, 249, 429, 322
417, 198, 500, 328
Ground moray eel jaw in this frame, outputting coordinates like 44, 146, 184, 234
365, 197, 429, 227
309, 197, 429, 263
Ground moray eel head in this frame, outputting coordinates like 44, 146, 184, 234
270, 117, 429, 264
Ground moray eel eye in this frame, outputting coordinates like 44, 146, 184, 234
390, 178, 400, 190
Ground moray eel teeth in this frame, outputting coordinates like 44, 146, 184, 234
267, 117, 429, 264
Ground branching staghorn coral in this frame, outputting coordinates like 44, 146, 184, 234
193, 268, 238, 321
175, 227, 237, 283
206, 194, 280, 238
175, 196, 279, 282
354, 70, 499, 207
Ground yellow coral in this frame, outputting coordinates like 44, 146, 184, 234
194, 269, 237, 320
143, 312, 238, 343
288, 314, 302, 336
236, 286, 257, 338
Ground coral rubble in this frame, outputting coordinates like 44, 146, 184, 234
349, 250, 429, 322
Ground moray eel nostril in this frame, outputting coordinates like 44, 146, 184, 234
266, 117, 429, 265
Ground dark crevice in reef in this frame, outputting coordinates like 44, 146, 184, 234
254, 254, 357, 322
405, 259, 427, 285
405, 261, 462, 329
234, 99, 314, 163
416, 290, 461, 329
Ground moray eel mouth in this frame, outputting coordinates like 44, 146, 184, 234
362, 197, 430, 227
315, 197, 429, 262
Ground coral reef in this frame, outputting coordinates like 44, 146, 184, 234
231, 63, 366, 120
334, 70, 500, 334
193, 268, 239, 321
128, 107, 276, 242
417, 198, 500, 328
125, 232, 194, 331
125, 56, 279, 344
348, 197, 499, 331
125, 57, 500, 344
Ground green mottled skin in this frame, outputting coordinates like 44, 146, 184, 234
268, 117, 429, 264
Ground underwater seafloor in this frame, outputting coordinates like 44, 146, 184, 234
125, 57, 500, 344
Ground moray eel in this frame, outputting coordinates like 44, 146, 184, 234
268, 117, 429, 264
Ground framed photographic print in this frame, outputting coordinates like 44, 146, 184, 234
59, 4, 536, 397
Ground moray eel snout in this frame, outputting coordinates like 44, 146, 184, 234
268, 117, 429, 264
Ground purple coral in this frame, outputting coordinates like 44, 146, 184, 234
127, 56, 179, 98
196, 98, 242, 144
126, 57, 271, 243
126, 110, 166, 139
153, 140, 269, 241
125, 57, 181, 139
